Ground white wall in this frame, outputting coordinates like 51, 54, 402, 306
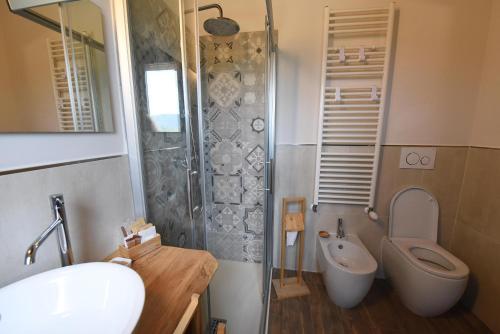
470, 0, 500, 149
0, 156, 135, 287
0, 0, 128, 172
273, 0, 492, 146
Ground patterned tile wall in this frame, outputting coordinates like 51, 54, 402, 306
201, 32, 267, 263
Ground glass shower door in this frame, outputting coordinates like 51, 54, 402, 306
262, 6, 277, 332
127, 0, 203, 249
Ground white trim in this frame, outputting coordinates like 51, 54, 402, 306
113, 0, 146, 218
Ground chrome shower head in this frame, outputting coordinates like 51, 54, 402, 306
198, 3, 240, 36
204, 16, 240, 36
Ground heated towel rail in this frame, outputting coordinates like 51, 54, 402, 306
48, 39, 97, 132
313, 4, 396, 211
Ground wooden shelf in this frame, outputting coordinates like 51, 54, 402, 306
107, 246, 218, 334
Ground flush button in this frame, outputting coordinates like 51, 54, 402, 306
420, 156, 431, 165
400, 147, 436, 170
406, 152, 420, 165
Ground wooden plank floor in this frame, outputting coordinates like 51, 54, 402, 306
269, 270, 492, 334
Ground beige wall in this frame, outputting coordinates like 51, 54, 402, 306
34, 1, 104, 44
451, 148, 500, 333
0, 156, 135, 288
274, 145, 467, 273
375, 146, 468, 249
0, 20, 20, 128
0, 0, 60, 132
273, 0, 491, 145
470, 0, 500, 149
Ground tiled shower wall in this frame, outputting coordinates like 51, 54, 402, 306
201, 32, 266, 262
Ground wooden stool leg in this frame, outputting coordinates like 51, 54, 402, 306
297, 232, 304, 285
280, 198, 287, 287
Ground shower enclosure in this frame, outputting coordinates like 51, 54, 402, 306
115, 0, 277, 332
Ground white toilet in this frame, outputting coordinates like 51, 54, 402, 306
381, 186, 469, 317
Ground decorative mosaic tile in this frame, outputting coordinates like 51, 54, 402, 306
212, 174, 242, 204
246, 33, 266, 66
243, 72, 257, 86
243, 235, 263, 263
208, 108, 241, 141
209, 204, 245, 234
243, 176, 264, 206
208, 72, 241, 108
202, 32, 267, 263
251, 117, 265, 133
245, 145, 265, 173
209, 140, 242, 175
239, 111, 265, 146
243, 205, 264, 236
243, 92, 257, 105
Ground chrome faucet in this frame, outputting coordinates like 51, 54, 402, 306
337, 218, 345, 239
25, 194, 74, 266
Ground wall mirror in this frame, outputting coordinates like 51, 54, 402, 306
0, 0, 114, 133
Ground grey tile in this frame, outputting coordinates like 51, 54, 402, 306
201, 32, 266, 263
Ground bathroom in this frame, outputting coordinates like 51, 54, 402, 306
0, 0, 499, 333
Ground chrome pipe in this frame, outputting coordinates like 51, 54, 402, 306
198, 4, 223, 17
184, 4, 223, 17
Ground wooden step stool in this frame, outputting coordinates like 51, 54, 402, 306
272, 197, 310, 300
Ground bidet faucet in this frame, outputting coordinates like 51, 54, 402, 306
337, 218, 345, 239
25, 194, 74, 266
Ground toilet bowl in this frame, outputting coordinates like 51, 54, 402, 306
317, 233, 377, 308
381, 187, 469, 317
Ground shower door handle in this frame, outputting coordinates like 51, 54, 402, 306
186, 169, 200, 221
266, 158, 274, 194
186, 168, 194, 221
190, 170, 200, 216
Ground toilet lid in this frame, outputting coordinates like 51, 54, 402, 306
389, 187, 438, 241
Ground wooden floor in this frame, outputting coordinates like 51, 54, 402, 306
269, 270, 492, 334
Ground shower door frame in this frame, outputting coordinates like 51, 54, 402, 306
113, 0, 147, 219
261, 0, 277, 331
113, 0, 204, 238
114, 0, 211, 323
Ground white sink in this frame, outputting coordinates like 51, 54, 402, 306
0, 262, 145, 334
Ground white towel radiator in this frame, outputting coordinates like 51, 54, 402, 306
313, 3, 397, 213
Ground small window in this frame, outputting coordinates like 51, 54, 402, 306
145, 63, 182, 132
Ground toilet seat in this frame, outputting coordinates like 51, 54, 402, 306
390, 237, 469, 280
389, 187, 439, 241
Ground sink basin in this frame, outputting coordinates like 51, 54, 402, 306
0, 262, 145, 334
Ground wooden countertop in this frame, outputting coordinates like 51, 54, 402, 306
116, 246, 218, 334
